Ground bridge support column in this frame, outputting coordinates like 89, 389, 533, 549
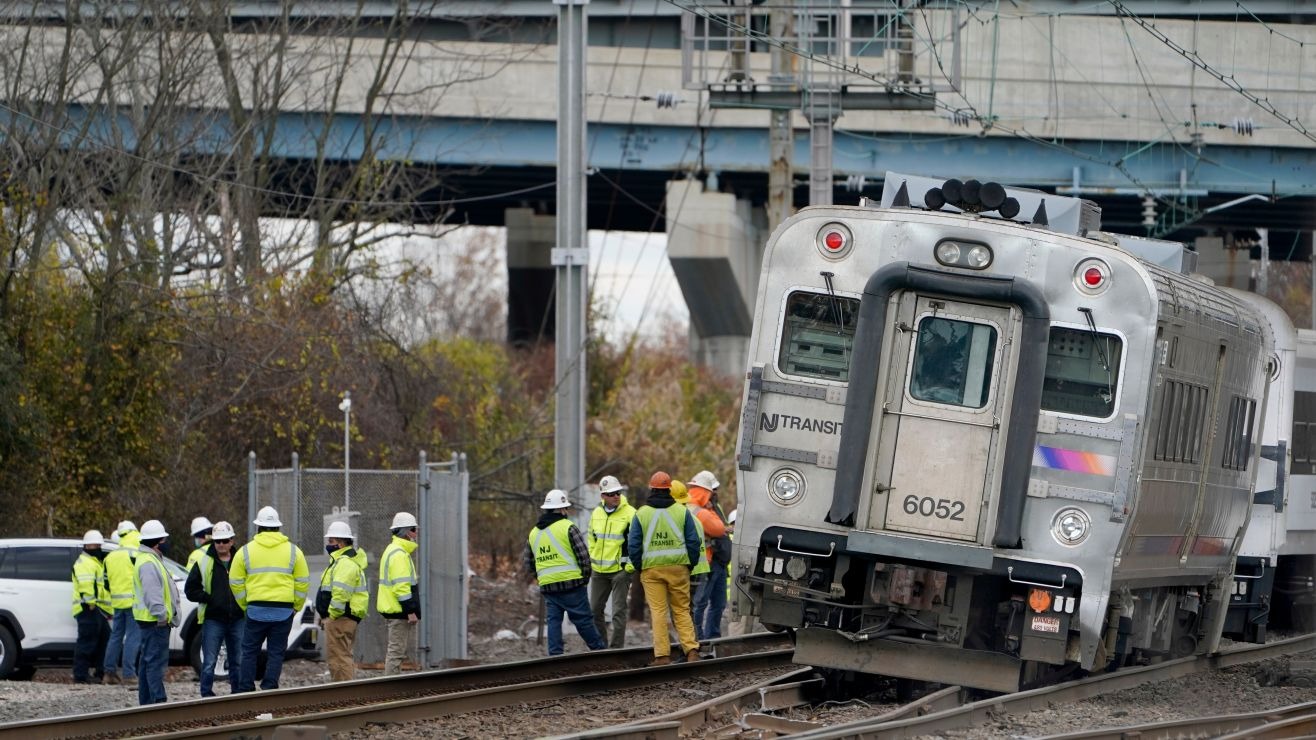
505, 207, 556, 344
665, 178, 765, 378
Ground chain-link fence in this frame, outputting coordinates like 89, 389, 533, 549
248, 451, 469, 668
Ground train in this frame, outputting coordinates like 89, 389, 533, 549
730, 171, 1310, 692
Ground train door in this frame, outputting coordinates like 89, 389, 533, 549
867, 293, 1015, 542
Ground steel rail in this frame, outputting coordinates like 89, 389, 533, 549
781, 632, 1316, 739
1043, 699, 1316, 739
0, 633, 788, 740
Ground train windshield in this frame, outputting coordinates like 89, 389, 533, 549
778, 291, 859, 381
909, 316, 998, 408
1041, 326, 1123, 418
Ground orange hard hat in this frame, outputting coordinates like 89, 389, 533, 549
648, 471, 672, 489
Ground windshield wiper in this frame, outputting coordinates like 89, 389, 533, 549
820, 271, 843, 331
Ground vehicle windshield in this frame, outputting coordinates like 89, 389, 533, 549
778, 290, 859, 381
1041, 326, 1123, 418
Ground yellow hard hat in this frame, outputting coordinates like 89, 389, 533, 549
670, 480, 690, 503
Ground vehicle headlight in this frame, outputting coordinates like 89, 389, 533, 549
1052, 508, 1091, 545
768, 468, 805, 506
934, 241, 961, 264
966, 244, 993, 268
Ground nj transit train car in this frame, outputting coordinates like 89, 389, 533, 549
1273, 329, 1316, 630
732, 172, 1272, 692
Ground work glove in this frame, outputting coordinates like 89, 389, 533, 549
624, 563, 635, 574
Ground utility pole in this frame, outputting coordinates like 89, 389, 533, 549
767, 6, 796, 230
554, 0, 588, 502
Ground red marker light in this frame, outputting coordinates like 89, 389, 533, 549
1083, 267, 1103, 287
824, 231, 846, 251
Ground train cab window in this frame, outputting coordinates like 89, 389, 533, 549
1041, 327, 1123, 419
778, 291, 859, 381
908, 316, 997, 408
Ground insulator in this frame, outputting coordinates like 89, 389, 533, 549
655, 91, 678, 109
1141, 195, 1156, 227
950, 110, 972, 127
845, 174, 867, 192
1232, 117, 1255, 136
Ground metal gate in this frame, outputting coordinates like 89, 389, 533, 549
248, 451, 469, 668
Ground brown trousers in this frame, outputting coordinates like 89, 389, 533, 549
325, 618, 358, 682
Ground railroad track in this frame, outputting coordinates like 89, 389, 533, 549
0, 633, 790, 740
557, 632, 1316, 739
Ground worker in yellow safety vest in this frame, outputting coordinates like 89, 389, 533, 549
525, 489, 607, 656
378, 511, 421, 675
102, 520, 141, 686
230, 506, 309, 693
626, 471, 703, 666
71, 529, 111, 684
132, 519, 179, 705
317, 520, 369, 682
587, 475, 636, 649
186, 516, 214, 571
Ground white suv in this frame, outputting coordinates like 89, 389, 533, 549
0, 539, 318, 680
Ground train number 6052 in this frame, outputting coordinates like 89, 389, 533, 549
902, 495, 966, 521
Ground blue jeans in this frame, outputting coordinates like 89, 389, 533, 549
694, 561, 729, 640
200, 618, 244, 697
105, 608, 140, 678
544, 585, 606, 656
135, 622, 169, 705
237, 616, 291, 692
73, 610, 109, 681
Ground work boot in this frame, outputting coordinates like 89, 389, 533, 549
103, 671, 120, 685
685, 649, 701, 663
649, 655, 671, 666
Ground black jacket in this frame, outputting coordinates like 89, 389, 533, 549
184, 545, 243, 623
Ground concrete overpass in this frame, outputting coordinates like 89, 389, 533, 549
6, 1, 1316, 373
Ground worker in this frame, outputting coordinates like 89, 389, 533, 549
317, 520, 369, 682
229, 505, 309, 692
187, 516, 214, 571
526, 489, 607, 656
688, 470, 730, 640
132, 519, 179, 705
185, 520, 244, 697
103, 520, 141, 687
626, 471, 702, 666
671, 480, 709, 641
587, 474, 636, 648
71, 529, 111, 684
378, 511, 421, 675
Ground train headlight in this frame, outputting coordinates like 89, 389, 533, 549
768, 468, 805, 506
933, 239, 993, 270
1052, 508, 1091, 546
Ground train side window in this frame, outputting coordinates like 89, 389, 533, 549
1040, 327, 1123, 418
778, 291, 859, 382
908, 316, 997, 408
1295, 391, 1316, 475
1222, 396, 1257, 471
1153, 379, 1209, 464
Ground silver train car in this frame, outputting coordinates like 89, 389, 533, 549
1272, 329, 1316, 630
732, 172, 1272, 692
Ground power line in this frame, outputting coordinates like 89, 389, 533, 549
1108, 0, 1316, 145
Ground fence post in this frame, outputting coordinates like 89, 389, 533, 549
418, 450, 431, 667
247, 452, 257, 540
291, 451, 301, 545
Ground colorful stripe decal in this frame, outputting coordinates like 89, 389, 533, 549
1032, 445, 1116, 476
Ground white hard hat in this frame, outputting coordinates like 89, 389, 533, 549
689, 470, 720, 490
190, 516, 214, 535
211, 521, 236, 539
598, 475, 626, 494
110, 531, 120, 544
391, 511, 418, 529
116, 520, 137, 535
728, 509, 737, 524
140, 520, 168, 539
541, 489, 571, 509
253, 506, 282, 528
82, 529, 104, 546
325, 520, 354, 540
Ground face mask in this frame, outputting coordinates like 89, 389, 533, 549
156, 541, 170, 556
195, 537, 207, 548
325, 543, 340, 555
85, 548, 104, 559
